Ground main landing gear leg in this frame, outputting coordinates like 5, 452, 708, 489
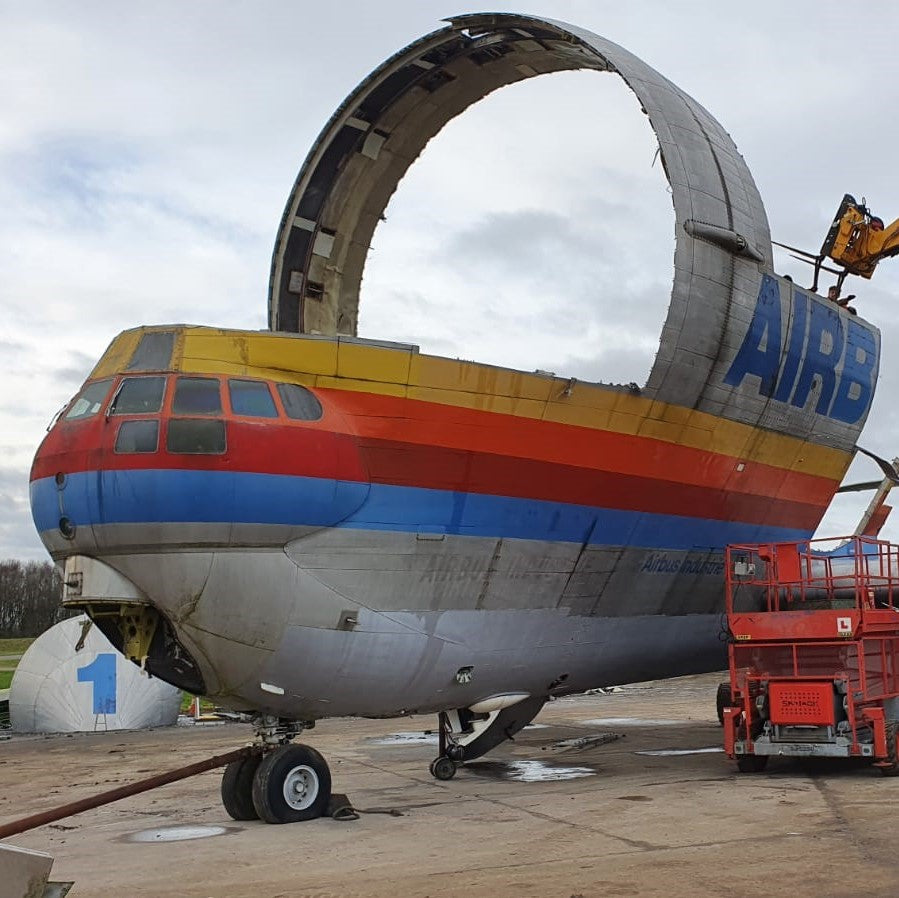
429, 711, 460, 781
221, 715, 332, 823
428, 696, 547, 780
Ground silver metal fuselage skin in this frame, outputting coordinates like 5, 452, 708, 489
50, 534, 728, 719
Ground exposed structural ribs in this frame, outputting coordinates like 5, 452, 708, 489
268, 12, 773, 409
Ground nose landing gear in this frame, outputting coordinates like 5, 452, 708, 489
429, 755, 458, 781
220, 716, 332, 824
428, 697, 547, 780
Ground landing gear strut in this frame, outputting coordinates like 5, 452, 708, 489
427, 697, 547, 779
429, 711, 460, 780
220, 715, 332, 824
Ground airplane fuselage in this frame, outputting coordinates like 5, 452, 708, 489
27, 12, 882, 735
30, 304, 869, 719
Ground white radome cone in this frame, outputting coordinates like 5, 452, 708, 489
9, 614, 182, 733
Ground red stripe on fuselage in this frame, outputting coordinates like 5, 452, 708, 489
31, 388, 836, 530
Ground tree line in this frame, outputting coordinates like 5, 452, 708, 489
0, 559, 66, 638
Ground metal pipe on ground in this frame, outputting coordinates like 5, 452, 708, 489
0, 745, 260, 840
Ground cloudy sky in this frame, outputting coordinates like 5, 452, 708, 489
3, 1, 899, 559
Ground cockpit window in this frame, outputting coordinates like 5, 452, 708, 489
277, 383, 323, 421
173, 377, 222, 415
109, 376, 166, 415
64, 378, 114, 420
167, 418, 226, 454
115, 420, 159, 454
229, 379, 278, 418
125, 331, 175, 372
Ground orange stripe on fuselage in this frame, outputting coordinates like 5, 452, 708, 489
321, 390, 839, 508
88, 327, 853, 492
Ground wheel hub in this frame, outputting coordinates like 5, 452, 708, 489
282, 764, 319, 810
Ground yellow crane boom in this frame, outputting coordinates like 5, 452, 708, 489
822, 194, 899, 280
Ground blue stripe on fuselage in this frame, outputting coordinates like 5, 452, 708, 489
30, 469, 810, 551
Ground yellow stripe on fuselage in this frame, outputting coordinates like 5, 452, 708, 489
89, 326, 852, 481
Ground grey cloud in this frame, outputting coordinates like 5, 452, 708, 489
445, 207, 610, 273
52, 349, 97, 385
0, 465, 45, 560
0, 339, 28, 359
0, 403, 32, 418
545, 343, 658, 387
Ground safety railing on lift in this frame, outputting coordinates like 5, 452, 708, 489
726, 535, 899, 616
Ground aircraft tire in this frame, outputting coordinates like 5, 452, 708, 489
221, 754, 261, 821
252, 743, 332, 823
429, 756, 457, 780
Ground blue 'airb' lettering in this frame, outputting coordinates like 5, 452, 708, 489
773, 290, 807, 403
724, 274, 877, 425
790, 301, 843, 414
723, 275, 781, 397
831, 320, 877, 423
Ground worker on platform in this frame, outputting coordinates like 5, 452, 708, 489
827, 285, 858, 315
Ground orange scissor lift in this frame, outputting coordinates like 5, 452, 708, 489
723, 535, 899, 774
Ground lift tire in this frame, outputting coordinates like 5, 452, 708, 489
879, 721, 899, 777
251, 743, 332, 823
716, 682, 732, 726
221, 754, 262, 821
429, 756, 457, 780
736, 754, 768, 773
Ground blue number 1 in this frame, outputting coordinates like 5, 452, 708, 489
77, 653, 117, 714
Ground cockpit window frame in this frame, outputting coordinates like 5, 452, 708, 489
172, 376, 224, 417
166, 417, 227, 455
108, 375, 167, 417
228, 378, 279, 419
114, 419, 160, 454
63, 378, 115, 421
275, 382, 324, 422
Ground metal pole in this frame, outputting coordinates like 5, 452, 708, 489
0, 745, 260, 840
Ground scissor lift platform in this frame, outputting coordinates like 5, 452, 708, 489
723, 535, 899, 774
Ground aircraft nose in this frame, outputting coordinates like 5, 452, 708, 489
31, 373, 370, 557
30, 377, 115, 557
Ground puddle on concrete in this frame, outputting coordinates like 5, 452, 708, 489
637, 747, 724, 756
546, 733, 623, 751
582, 718, 682, 727
123, 824, 235, 843
465, 759, 595, 782
368, 732, 439, 746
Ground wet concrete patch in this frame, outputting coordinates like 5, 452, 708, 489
582, 718, 682, 726
636, 747, 724, 756
121, 824, 238, 843
464, 759, 595, 782
368, 731, 439, 746
544, 733, 623, 752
